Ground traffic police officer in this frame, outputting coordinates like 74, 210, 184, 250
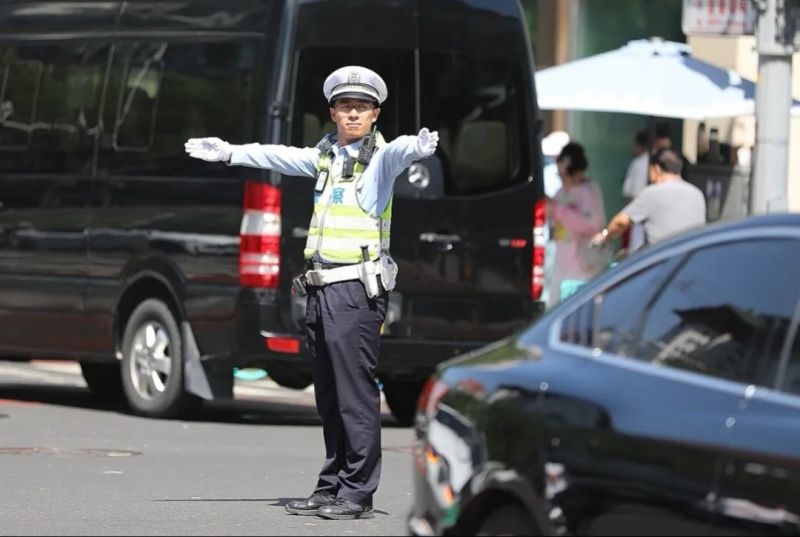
184, 66, 438, 520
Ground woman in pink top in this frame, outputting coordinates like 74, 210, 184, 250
548, 142, 607, 304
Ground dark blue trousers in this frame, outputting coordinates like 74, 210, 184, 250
305, 279, 388, 506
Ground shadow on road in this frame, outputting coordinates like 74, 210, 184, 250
0, 382, 405, 428
152, 496, 392, 516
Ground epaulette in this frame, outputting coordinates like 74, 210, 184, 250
316, 133, 337, 153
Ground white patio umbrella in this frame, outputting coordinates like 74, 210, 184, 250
535, 38, 800, 120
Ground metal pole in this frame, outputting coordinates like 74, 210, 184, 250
751, 0, 793, 214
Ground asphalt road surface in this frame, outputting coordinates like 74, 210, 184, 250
0, 360, 415, 536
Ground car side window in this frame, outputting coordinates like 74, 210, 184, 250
559, 260, 675, 354
637, 239, 800, 387
559, 298, 594, 347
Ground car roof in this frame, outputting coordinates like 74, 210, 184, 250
635, 213, 800, 257
694, 212, 800, 233
548, 213, 800, 311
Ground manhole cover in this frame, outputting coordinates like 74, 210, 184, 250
0, 447, 142, 457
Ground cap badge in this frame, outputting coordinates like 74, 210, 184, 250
348, 71, 360, 84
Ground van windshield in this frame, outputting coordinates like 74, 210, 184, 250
290, 48, 415, 149
290, 0, 534, 197
419, 49, 528, 195
291, 46, 529, 196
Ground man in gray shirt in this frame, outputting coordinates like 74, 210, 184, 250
591, 148, 706, 248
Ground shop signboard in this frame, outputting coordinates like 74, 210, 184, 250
682, 0, 756, 35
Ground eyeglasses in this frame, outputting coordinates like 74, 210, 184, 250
333, 101, 375, 113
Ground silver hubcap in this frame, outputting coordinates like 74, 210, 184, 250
129, 321, 172, 401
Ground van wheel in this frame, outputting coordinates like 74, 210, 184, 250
121, 299, 197, 418
80, 361, 123, 398
382, 379, 425, 427
267, 366, 311, 390
477, 505, 537, 536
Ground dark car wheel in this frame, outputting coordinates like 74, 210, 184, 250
266, 366, 312, 390
382, 379, 425, 427
121, 298, 198, 418
80, 361, 123, 398
477, 505, 537, 536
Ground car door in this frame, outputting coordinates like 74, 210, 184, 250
699, 237, 800, 535
546, 254, 735, 536
631, 235, 800, 535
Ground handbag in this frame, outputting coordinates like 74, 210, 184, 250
577, 237, 613, 274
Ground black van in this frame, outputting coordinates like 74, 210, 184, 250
0, 0, 545, 424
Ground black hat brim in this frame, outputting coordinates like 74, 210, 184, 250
329, 91, 380, 105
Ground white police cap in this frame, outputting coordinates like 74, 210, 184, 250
323, 66, 388, 105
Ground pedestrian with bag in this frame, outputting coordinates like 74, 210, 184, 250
184, 65, 439, 520
547, 142, 607, 304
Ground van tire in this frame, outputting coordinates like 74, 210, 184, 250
120, 298, 198, 418
382, 379, 425, 427
267, 366, 312, 390
80, 361, 123, 398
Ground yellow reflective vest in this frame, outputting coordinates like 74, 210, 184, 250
304, 133, 392, 263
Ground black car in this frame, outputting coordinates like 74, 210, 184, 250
0, 0, 544, 423
410, 213, 800, 536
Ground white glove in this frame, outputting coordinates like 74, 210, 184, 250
415, 128, 439, 158
184, 137, 232, 162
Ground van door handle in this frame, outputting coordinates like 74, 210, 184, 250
419, 232, 461, 251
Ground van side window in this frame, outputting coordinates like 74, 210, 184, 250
419, 50, 527, 195
0, 48, 41, 150
637, 240, 800, 387
0, 43, 108, 174
100, 41, 257, 177
111, 43, 165, 151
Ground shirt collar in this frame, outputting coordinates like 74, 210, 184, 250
336, 138, 363, 158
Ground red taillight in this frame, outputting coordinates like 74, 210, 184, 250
531, 198, 547, 300
416, 377, 449, 418
240, 180, 281, 288
244, 180, 281, 211
265, 336, 301, 354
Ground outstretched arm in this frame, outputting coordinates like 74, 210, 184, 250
374, 127, 438, 186
378, 128, 439, 177
185, 137, 319, 178
591, 211, 631, 246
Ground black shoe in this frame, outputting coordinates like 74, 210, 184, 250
317, 497, 375, 520
285, 491, 336, 516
